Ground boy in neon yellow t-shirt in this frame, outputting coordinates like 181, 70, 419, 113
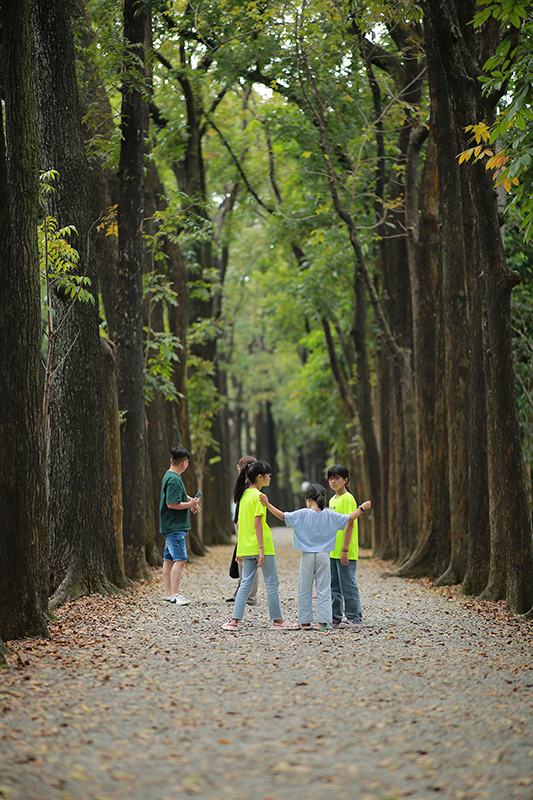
328, 464, 364, 628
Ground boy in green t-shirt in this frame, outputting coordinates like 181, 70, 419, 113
328, 464, 365, 628
159, 446, 200, 605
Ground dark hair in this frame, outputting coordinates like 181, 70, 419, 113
233, 455, 257, 501
170, 446, 190, 465
327, 464, 349, 483
305, 483, 326, 510
233, 460, 271, 503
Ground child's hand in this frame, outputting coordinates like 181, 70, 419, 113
362, 500, 371, 511
258, 492, 268, 506
340, 551, 350, 566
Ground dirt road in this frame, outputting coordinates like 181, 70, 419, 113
1, 531, 532, 800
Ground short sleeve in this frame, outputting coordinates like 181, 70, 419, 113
331, 511, 351, 529
284, 509, 302, 528
166, 475, 186, 505
250, 492, 265, 518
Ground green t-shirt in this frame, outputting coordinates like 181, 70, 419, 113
159, 470, 190, 534
329, 490, 358, 559
236, 487, 275, 557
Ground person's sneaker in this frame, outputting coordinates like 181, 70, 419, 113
171, 594, 190, 606
246, 598, 258, 606
163, 595, 174, 602
269, 619, 300, 630
339, 619, 363, 629
226, 597, 235, 603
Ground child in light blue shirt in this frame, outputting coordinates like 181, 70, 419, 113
260, 484, 371, 629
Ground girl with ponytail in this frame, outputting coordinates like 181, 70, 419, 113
222, 461, 299, 631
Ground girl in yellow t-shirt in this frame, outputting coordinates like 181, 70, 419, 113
222, 460, 299, 631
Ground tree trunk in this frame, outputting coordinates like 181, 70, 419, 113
375, 348, 392, 558
396, 126, 451, 577
115, 0, 150, 579
31, 0, 125, 608
424, 9, 470, 587
425, 0, 533, 610
143, 161, 204, 556
0, 0, 48, 640
71, 0, 120, 340
480, 181, 533, 610
101, 338, 125, 575
462, 162, 490, 596
351, 270, 382, 552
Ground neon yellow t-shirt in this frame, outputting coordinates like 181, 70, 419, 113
329, 491, 358, 559
236, 487, 275, 557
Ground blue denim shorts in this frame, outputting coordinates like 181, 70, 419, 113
163, 530, 188, 562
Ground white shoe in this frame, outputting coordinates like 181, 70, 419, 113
163, 595, 174, 602
171, 594, 190, 606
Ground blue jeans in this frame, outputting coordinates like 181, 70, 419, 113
233, 555, 282, 621
298, 552, 332, 624
163, 530, 187, 562
330, 558, 362, 623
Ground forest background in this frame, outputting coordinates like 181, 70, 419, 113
1, 0, 533, 652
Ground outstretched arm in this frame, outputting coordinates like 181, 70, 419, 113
348, 499, 371, 522
258, 492, 285, 522
341, 500, 371, 565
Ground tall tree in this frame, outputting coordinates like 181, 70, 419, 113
0, 0, 48, 640
424, 0, 533, 611
114, 0, 151, 578
31, 0, 126, 606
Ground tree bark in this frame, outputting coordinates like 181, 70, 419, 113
115, 0, 151, 579
71, 0, 120, 341
31, 0, 125, 608
0, 0, 48, 640
424, 0, 533, 610
351, 270, 382, 552
424, 8, 470, 587
101, 338, 125, 575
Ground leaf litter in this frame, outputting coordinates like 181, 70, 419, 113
1, 530, 532, 800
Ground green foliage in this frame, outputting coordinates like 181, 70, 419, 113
142, 271, 183, 404
144, 331, 183, 403
469, 1, 533, 240
38, 171, 95, 432
39, 171, 95, 318
186, 353, 221, 456
39, 217, 93, 308
508, 227, 533, 481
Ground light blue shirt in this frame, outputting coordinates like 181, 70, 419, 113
284, 507, 351, 553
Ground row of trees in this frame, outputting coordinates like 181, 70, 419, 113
1, 0, 532, 650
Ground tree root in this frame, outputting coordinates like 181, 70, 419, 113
49, 571, 130, 612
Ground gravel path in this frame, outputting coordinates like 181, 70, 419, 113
1, 530, 532, 800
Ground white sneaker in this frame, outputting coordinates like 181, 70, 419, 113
171, 594, 190, 606
163, 595, 174, 602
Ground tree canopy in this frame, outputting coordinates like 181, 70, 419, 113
1, 0, 533, 646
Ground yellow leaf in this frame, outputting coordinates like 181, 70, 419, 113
458, 149, 474, 164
